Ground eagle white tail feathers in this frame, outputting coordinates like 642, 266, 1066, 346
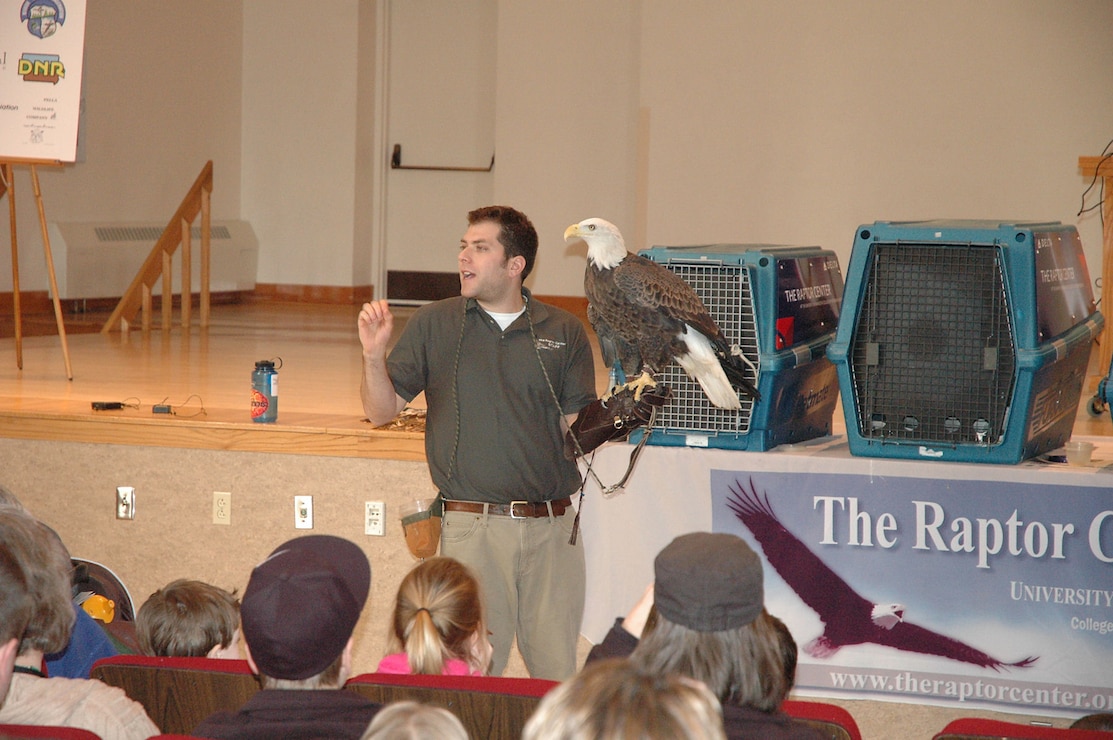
675, 327, 742, 410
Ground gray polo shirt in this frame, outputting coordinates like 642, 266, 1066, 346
387, 291, 597, 504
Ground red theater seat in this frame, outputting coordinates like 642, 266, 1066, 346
933, 717, 1113, 739
90, 655, 258, 736
345, 672, 558, 740
782, 699, 863, 740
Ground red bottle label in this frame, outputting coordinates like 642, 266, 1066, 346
251, 389, 270, 419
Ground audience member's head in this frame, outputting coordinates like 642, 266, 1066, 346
0, 507, 76, 660
359, 700, 468, 740
386, 557, 491, 676
522, 658, 726, 740
1071, 712, 1113, 731
630, 532, 786, 713
769, 613, 797, 698
240, 535, 370, 689
0, 484, 28, 512
137, 578, 242, 658
0, 546, 32, 706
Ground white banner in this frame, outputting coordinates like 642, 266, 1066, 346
0, 0, 87, 162
580, 436, 1113, 718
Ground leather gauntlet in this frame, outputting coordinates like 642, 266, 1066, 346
564, 384, 671, 459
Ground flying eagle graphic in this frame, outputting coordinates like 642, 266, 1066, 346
725, 478, 1037, 671
563, 218, 760, 409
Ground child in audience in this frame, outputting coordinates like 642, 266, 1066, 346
377, 557, 492, 676
522, 657, 725, 740
0, 507, 159, 738
136, 579, 242, 659
359, 700, 468, 740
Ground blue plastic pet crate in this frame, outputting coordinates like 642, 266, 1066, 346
827, 220, 1103, 464
630, 244, 843, 451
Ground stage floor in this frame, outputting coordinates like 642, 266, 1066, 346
1, 299, 1110, 459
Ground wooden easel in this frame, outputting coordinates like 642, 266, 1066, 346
0, 157, 73, 380
1079, 156, 1113, 381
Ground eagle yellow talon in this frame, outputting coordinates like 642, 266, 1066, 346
626, 372, 658, 402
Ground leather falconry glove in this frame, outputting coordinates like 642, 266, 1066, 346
564, 384, 672, 459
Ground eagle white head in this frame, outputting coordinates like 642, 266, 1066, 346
870, 602, 906, 630
564, 218, 627, 270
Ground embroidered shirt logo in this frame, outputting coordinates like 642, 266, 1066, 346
535, 338, 566, 351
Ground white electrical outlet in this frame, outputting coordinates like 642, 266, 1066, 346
365, 501, 385, 536
213, 491, 231, 525
116, 486, 135, 520
294, 495, 313, 529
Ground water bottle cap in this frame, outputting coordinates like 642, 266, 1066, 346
255, 360, 275, 370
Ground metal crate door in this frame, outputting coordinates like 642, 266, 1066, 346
654, 261, 760, 434
849, 243, 1017, 446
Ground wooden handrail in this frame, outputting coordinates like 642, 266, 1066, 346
101, 161, 214, 333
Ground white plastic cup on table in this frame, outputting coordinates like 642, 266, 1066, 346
1064, 440, 1094, 466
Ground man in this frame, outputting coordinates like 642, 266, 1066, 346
585, 532, 824, 740
358, 205, 597, 679
192, 535, 380, 739
0, 547, 32, 709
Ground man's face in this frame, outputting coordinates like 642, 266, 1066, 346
458, 220, 522, 305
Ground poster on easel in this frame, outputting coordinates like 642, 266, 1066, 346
0, 0, 87, 162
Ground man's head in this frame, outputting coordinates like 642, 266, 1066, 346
631, 531, 787, 711
240, 535, 371, 688
137, 579, 241, 658
466, 205, 538, 281
0, 546, 32, 707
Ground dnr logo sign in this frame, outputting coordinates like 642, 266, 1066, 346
18, 53, 65, 83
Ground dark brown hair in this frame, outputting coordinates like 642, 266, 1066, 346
467, 205, 538, 280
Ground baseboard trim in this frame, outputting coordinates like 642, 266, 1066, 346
252, 284, 375, 304
534, 295, 588, 324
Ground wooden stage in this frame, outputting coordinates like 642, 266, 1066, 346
0, 300, 428, 460
2, 297, 1110, 456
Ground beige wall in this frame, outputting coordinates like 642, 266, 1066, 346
2, 0, 1112, 303
0, 1, 243, 292
241, 0, 363, 288
0, 437, 437, 675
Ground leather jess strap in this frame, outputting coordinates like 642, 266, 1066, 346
442, 497, 572, 519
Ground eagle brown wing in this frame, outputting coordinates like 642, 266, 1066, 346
612, 253, 725, 344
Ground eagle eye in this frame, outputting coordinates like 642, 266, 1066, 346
587, 224, 596, 231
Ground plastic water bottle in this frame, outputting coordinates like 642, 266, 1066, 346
251, 360, 278, 423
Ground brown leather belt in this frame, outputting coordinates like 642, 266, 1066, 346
442, 497, 573, 519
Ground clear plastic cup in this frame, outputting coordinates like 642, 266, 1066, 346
1064, 440, 1094, 466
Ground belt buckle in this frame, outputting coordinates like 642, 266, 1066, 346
508, 500, 530, 519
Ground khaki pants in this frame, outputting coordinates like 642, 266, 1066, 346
441, 505, 585, 680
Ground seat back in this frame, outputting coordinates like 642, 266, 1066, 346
933, 717, 1113, 740
782, 699, 862, 740
71, 558, 135, 622
0, 725, 102, 739
90, 655, 258, 735
344, 672, 558, 740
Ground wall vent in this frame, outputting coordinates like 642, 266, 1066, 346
49, 220, 259, 300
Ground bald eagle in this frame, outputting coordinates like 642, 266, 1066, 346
564, 218, 759, 409
726, 478, 1037, 670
